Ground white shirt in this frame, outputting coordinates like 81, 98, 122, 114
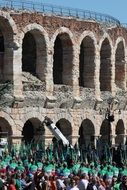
77, 179, 89, 190
67, 186, 79, 190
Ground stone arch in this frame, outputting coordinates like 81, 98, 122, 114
22, 111, 44, 127
22, 117, 45, 144
51, 27, 74, 85
0, 31, 4, 81
54, 111, 74, 128
0, 112, 15, 149
21, 24, 49, 81
79, 119, 95, 147
115, 119, 125, 145
100, 119, 111, 144
99, 35, 112, 91
0, 111, 16, 133
78, 32, 97, 88
114, 37, 126, 89
55, 118, 72, 143
0, 11, 18, 81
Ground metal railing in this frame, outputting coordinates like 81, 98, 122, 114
0, 0, 121, 26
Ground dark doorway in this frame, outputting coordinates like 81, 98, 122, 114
0, 30, 4, 80
79, 119, 95, 147
53, 33, 73, 85
0, 117, 12, 150
52, 119, 72, 144
100, 38, 111, 91
100, 119, 111, 144
115, 41, 125, 89
115, 119, 125, 145
22, 120, 34, 144
22, 32, 36, 75
53, 36, 63, 84
79, 36, 95, 88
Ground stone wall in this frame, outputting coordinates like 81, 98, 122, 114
0, 9, 126, 146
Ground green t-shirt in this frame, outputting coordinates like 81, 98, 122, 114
72, 163, 80, 174
0, 179, 3, 189
44, 165, 53, 173
10, 162, 17, 169
80, 166, 89, 175
112, 167, 119, 177
89, 168, 97, 176
98, 169, 106, 177
37, 162, 43, 170
105, 170, 114, 179
16, 179, 21, 190
62, 168, 71, 177
17, 165, 25, 172
113, 183, 120, 190
30, 165, 38, 173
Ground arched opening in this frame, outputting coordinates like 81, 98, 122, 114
22, 120, 34, 144
0, 30, 4, 81
53, 36, 63, 84
115, 41, 125, 89
100, 119, 111, 144
0, 16, 15, 82
22, 118, 45, 145
79, 36, 95, 88
100, 38, 111, 91
0, 117, 12, 150
22, 29, 47, 85
79, 119, 95, 148
115, 119, 125, 145
53, 33, 73, 85
22, 32, 36, 75
53, 118, 72, 143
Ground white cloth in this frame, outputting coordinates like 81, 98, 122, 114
56, 178, 66, 189
77, 179, 89, 190
67, 186, 79, 190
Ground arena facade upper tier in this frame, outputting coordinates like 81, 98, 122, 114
0, 6, 127, 148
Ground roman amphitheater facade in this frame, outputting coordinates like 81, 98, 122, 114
0, 7, 127, 148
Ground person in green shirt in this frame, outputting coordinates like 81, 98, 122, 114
105, 166, 114, 180
79, 162, 89, 175
111, 176, 121, 190
15, 172, 22, 190
88, 165, 97, 177
98, 165, 106, 178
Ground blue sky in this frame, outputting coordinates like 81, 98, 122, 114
36, 0, 127, 23
0, 0, 126, 23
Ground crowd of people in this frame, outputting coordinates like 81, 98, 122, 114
0, 141, 126, 190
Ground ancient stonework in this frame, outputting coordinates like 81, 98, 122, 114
0, 8, 127, 147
